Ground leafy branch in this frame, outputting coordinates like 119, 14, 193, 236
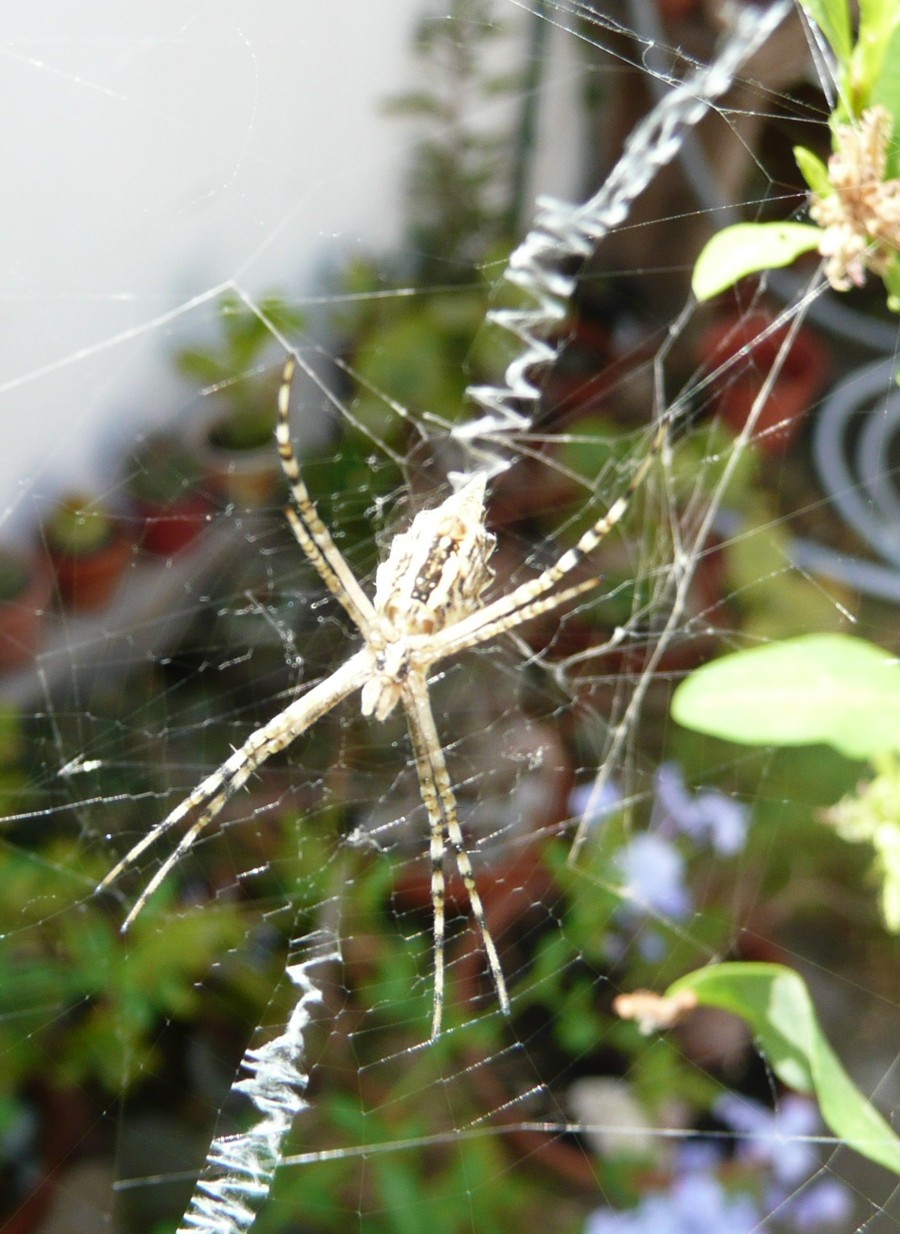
693, 0, 900, 309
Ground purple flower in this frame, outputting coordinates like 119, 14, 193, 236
675, 1139, 723, 1174
584, 1169, 759, 1234
715, 1093, 818, 1184
570, 777, 622, 828
635, 929, 668, 962
654, 762, 749, 855
789, 1178, 853, 1229
614, 832, 692, 920
712, 1093, 853, 1228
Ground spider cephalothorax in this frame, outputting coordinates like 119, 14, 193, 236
102, 354, 664, 1039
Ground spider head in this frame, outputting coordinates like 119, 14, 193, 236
372, 473, 495, 638
360, 641, 407, 721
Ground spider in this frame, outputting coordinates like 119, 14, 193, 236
101, 356, 665, 1039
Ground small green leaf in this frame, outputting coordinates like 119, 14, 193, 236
881, 258, 900, 320
827, 751, 900, 932
798, 0, 853, 64
793, 145, 831, 195
853, 0, 900, 117
667, 963, 900, 1175
671, 634, 900, 758
870, 97, 900, 182
692, 223, 821, 301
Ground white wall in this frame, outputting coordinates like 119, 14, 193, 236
0, 2, 584, 537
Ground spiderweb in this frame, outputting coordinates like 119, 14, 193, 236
1, 4, 898, 1234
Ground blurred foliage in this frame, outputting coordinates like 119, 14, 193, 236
0, 550, 31, 603
332, 0, 523, 454
176, 293, 306, 449
826, 749, 900, 932
126, 431, 205, 507
693, 0, 900, 312
0, 839, 247, 1096
385, 0, 515, 281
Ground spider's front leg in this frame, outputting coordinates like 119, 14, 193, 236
401, 673, 510, 1039
99, 651, 369, 930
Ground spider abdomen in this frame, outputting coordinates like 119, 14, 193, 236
373, 474, 495, 636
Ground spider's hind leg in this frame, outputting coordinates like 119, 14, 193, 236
402, 677, 511, 1038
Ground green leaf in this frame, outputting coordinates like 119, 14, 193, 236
882, 257, 900, 317
692, 223, 821, 301
793, 145, 831, 195
723, 503, 850, 642
871, 50, 900, 179
671, 634, 900, 758
827, 751, 900, 932
798, 0, 853, 63
667, 963, 900, 1175
853, 0, 900, 115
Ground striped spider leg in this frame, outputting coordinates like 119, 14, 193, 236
101, 355, 665, 1039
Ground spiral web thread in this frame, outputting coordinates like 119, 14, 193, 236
456, 0, 791, 474
168, 6, 790, 1233
177, 935, 339, 1234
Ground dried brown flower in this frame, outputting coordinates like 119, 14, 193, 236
613, 987, 698, 1034
810, 105, 900, 291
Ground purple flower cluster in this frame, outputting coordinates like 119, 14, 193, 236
570, 763, 750, 959
572, 766, 852, 1234
652, 762, 749, 855
584, 1167, 758, 1234
715, 1094, 853, 1230
583, 1095, 852, 1234
715, 1093, 819, 1185
613, 832, 692, 921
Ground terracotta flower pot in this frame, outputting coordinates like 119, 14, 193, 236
42, 494, 133, 611
196, 406, 283, 510
126, 431, 212, 554
696, 311, 829, 455
47, 533, 132, 611
135, 493, 213, 556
